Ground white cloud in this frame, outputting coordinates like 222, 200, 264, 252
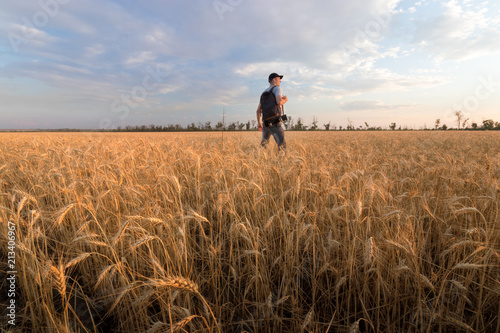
83, 44, 106, 59
124, 52, 157, 67
412, 0, 500, 60
53, 12, 97, 35
339, 100, 414, 111
6, 22, 59, 51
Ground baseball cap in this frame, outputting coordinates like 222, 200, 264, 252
268, 73, 283, 82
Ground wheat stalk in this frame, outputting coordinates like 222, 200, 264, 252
112, 219, 131, 246
149, 315, 200, 333
150, 277, 199, 294
302, 308, 314, 330
95, 264, 116, 290
54, 202, 76, 225
365, 237, 377, 266
65, 252, 91, 269
150, 277, 220, 333
50, 264, 67, 298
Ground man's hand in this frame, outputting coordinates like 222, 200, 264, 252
279, 95, 288, 105
256, 104, 263, 131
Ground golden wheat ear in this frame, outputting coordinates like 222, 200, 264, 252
148, 315, 201, 333
149, 277, 199, 294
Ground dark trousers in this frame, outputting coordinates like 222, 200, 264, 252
261, 124, 286, 150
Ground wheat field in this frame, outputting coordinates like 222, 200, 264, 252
0, 131, 499, 332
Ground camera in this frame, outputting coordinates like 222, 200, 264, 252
280, 114, 288, 121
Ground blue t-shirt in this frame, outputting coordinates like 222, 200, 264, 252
264, 85, 282, 100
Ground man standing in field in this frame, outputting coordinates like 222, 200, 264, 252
257, 73, 288, 151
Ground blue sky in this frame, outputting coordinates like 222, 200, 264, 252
1, 0, 499, 129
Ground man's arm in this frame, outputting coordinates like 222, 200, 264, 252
274, 86, 288, 106
276, 95, 288, 106
256, 103, 263, 129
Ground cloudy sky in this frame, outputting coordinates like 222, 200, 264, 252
1, 0, 499, 129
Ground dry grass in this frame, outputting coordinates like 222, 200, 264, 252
0, 131, 499, 332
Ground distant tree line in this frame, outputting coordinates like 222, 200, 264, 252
5, 112, 498, 132
432, 111, 500, 131
108, 115, 500, 132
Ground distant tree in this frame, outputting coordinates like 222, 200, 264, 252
310, 116, 319, 130
347, 119, 354, 130
245, 121, 251, 130
389, 122, 396, 130
204, 121, 212, 130
238, 122, 245, 131
294, 118, 307, 130
365, 122, 369, 130
324, 122, 331, 131
471, 122, 478, 130
441, 124, 447, 130
462, 118, 469, 129
435, 118, 440, 130
455, 110, 464, 129
482, 119, 494, 130
215, 121, 224, 130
